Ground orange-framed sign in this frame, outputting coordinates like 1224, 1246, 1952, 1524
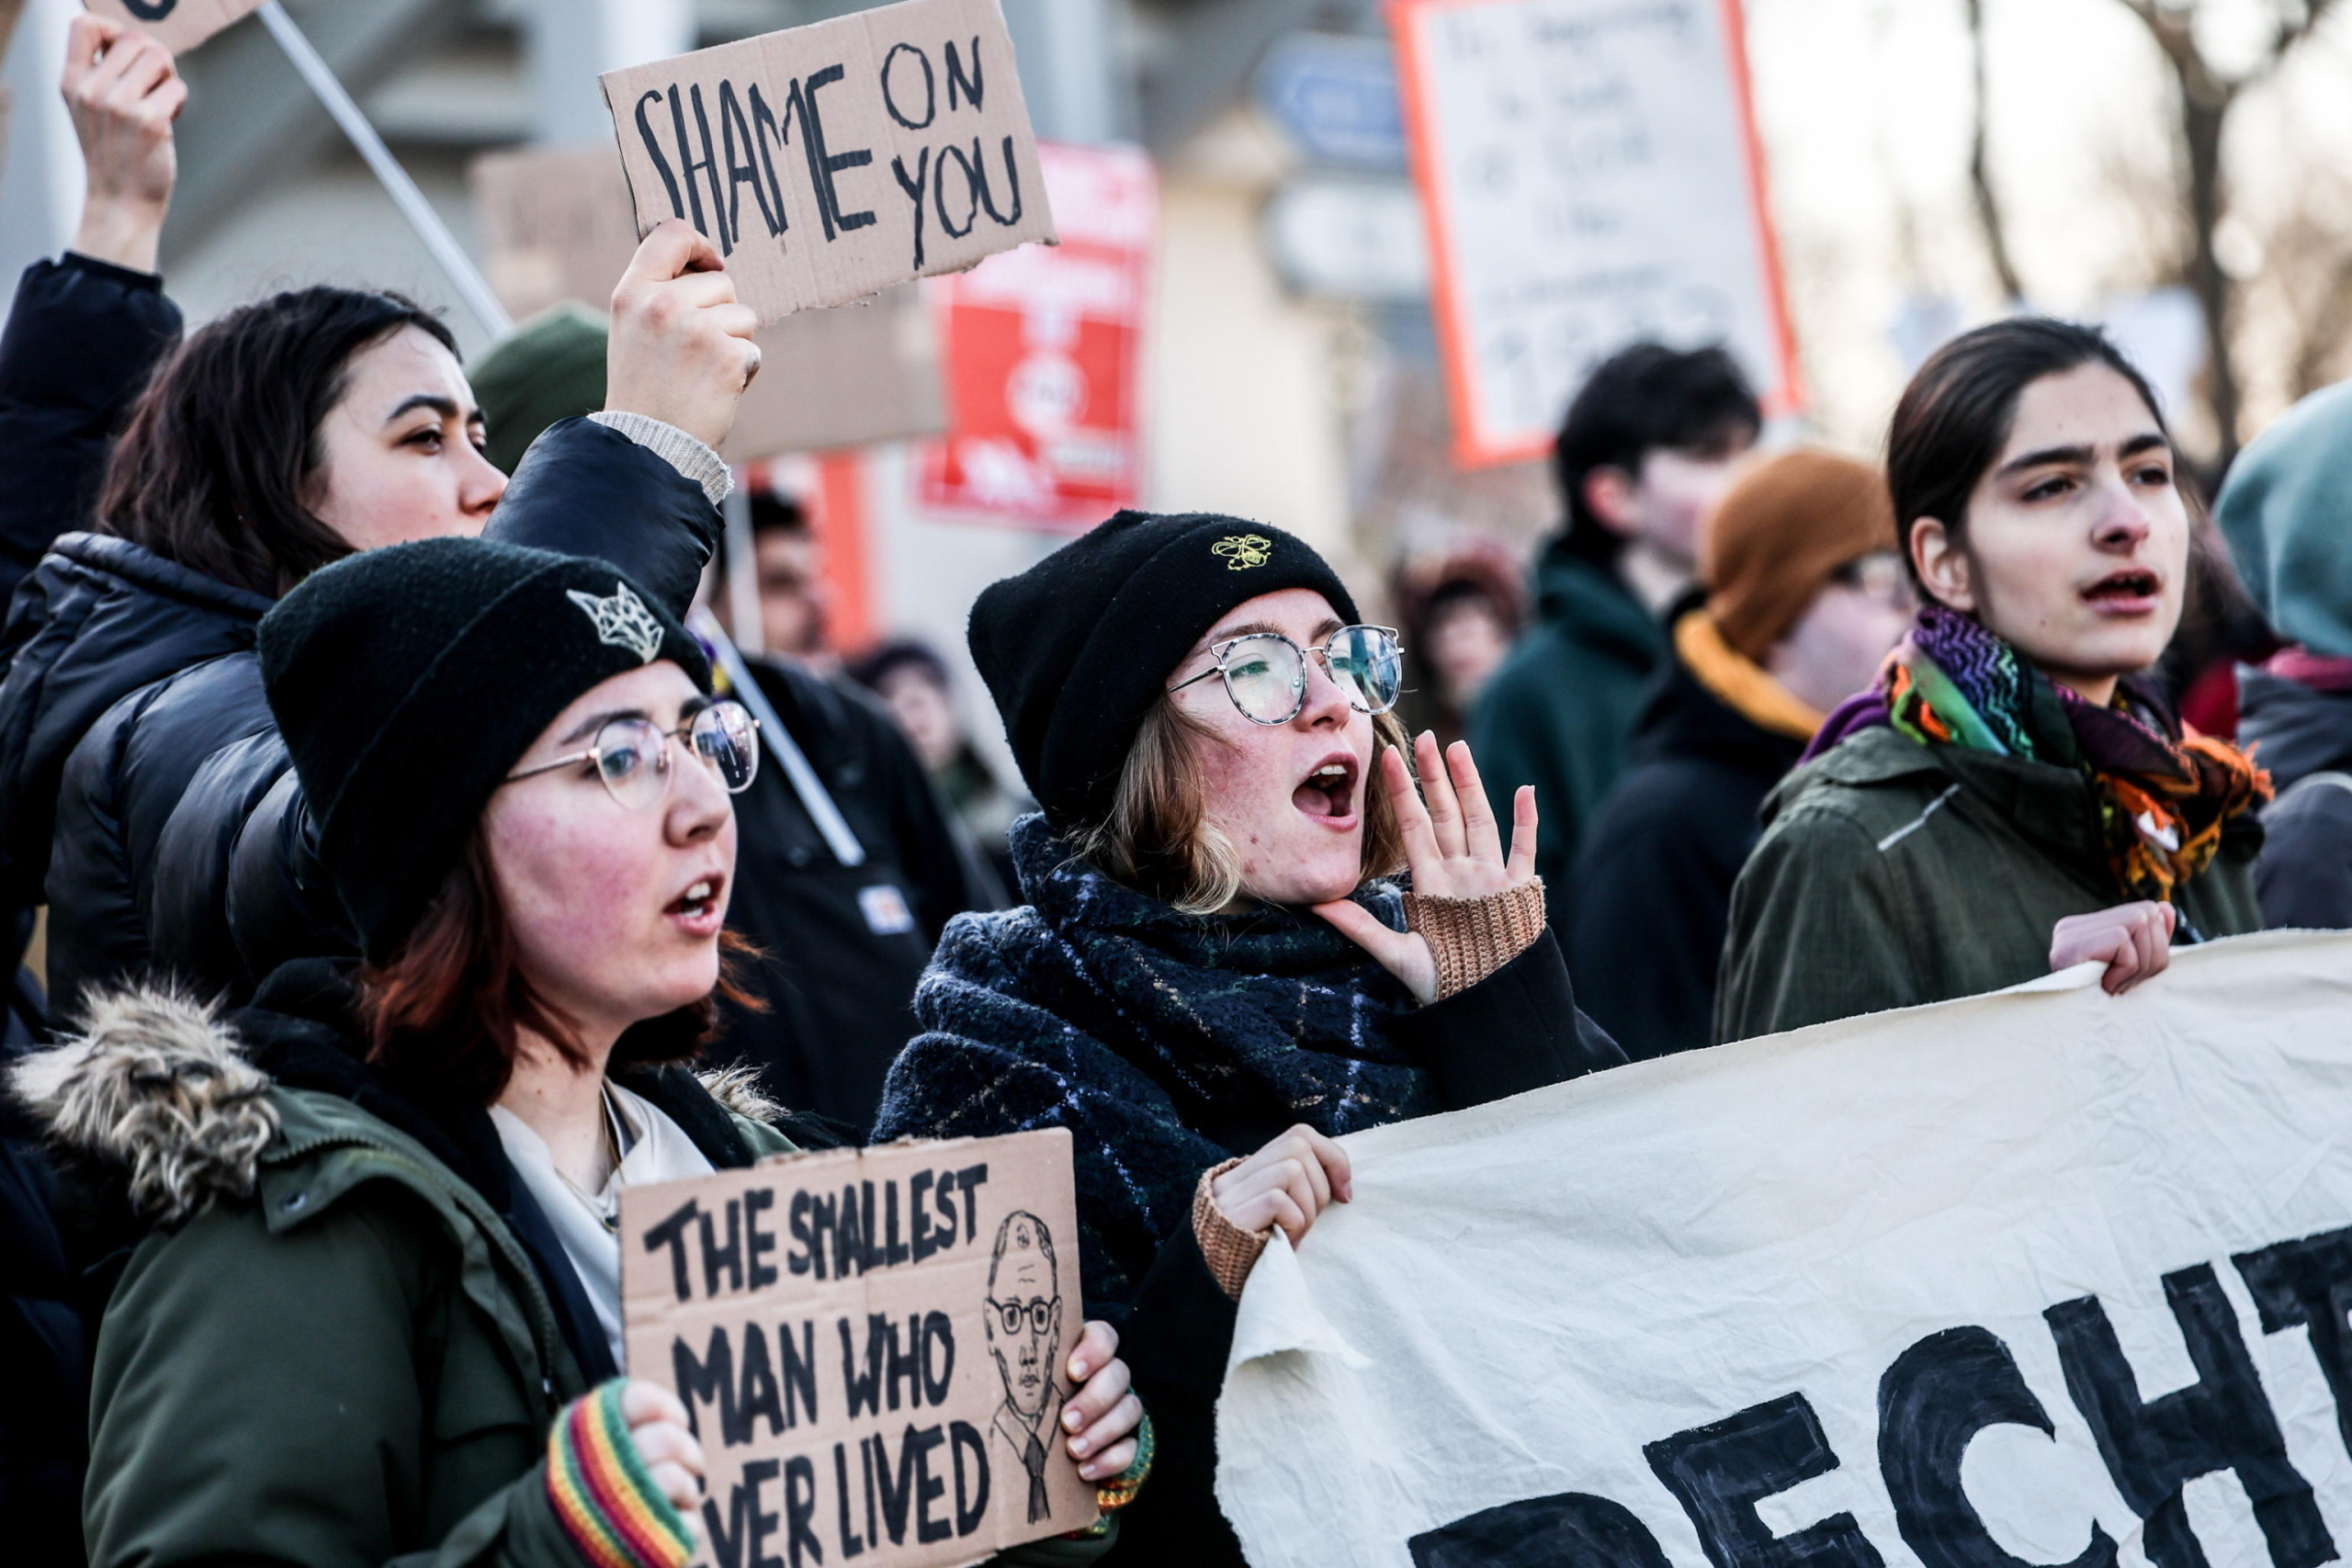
1389, 0, 1803, 468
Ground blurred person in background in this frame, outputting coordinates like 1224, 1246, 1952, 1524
473, 337, 1002, 1137
851, 637, 1031, 897
1570, 451, 1909, 1061
874, 511, 1623, 1566
1717, 321, 2268, 1043
1470, 344, 1761, 924
2216, 377, 2352, 928
1391, 545, 1524, 749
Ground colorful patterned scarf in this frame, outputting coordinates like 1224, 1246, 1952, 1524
1818, 605, 2269, 904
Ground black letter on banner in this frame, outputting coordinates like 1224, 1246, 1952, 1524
674, 1325, 742, 1446
911, 1424, 951, 1543
787, 66, 876, 241
882, 43, 936, 129
747, 85, 796, 243
642, 1199, 699, 1301
933, 142, 980, 241
875, 1427, 918, 1545
665, 85, 728, 250
747, 1186, 781, 1290
1409, 1492, 1675, 1568
782, 1318, 820, 1427
842, 1314, 887, 1417
705, 1458, 779, 1568
2236, 1226, 2352, 1464
922, 1311, 956, 1405
1880, 1326, 2117, 1568
785, 1455, 822, 1566
738, 1324, 785, 1440
1645, 1392, 1887, 1568
701, 1197, 745, 1296
893, 149, 933, 268
945, 39, 983, 110
2047, 1265, 2334, 1568
634, 92, 687, 223
719, 82, 785, 243
978, 138, 1024, 227
951, 1420, 990, 1535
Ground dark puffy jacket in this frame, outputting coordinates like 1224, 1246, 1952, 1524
2237, 669, 2352, 929
1, 417, 723, 1019
1568, 647, 1804, 1061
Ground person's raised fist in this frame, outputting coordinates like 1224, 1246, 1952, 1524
604, 220, 764, 455
62, 15, 187, 274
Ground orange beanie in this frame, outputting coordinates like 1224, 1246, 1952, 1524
1701, 449, 1896, 663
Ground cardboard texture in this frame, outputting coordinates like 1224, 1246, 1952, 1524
83, 0, 264, 56
469, 143, 944, 460
599, 0, 1057, 326
620, 1130, 1094, 1568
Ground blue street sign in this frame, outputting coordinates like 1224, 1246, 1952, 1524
1255, 33, 1408, 172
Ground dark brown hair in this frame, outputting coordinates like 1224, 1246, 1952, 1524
358, 828, 759, 1102
99, 287, 458, 600
1886, 318, 2172, 603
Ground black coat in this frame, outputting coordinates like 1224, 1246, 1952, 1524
2238, 669, 2352, 929
1, 426, 722, 1018
1568, 650, 1804, 1061
714, 654, 1000, 1135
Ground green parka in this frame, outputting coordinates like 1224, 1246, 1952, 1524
1715, 727, 2264, 1043
17, 982, 1114, 1568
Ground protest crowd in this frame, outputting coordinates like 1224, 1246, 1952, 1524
2, 8, 2351, 1568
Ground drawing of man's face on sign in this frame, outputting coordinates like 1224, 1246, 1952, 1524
987, 1210, 1066, 1523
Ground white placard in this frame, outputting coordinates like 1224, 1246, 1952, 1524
1393, 0, 1801, 466
1218, 929, 2352, 1568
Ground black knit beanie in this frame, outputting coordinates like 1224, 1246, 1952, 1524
257, 536, 710, 963
968, 511, 1360, 833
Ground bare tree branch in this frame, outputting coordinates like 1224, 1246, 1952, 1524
1965, 0, 2027, 301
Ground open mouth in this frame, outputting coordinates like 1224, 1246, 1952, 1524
2083, 569, 2161, 609
665, 874, 725, 923
1294, 758, 1359, 821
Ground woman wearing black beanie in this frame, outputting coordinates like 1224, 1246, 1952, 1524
871, 510, 1625, 1564
17, 537, 1144, 1568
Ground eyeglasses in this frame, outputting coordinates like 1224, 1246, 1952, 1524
987, 1296, 1058, 1335
503, 701, 761, 809
1167, 625, 1405, 727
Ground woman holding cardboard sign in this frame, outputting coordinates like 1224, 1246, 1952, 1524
17, 537, 1144, 1567
1716, 320, 2269, 1042
872, 511, 1628, 1563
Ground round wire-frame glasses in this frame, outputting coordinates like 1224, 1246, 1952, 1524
1166, 625, 1405, 727
503, 700, 761, 808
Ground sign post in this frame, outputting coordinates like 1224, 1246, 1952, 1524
1389, 0, 1800, 467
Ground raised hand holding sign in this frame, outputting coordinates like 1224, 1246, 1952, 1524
83, 0, 264, 56
598, 0, 1057, 325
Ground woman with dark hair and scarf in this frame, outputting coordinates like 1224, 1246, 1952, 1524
872, 511, 1624, 1565
1716, 320, 2268, 1043
15, 538, 1145, 1568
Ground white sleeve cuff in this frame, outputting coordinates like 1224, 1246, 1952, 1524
586, 412, 732, 509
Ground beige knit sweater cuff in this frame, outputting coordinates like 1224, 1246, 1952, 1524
1192, 1157, 1268, 1302
588, 412, 733, 509
1402, 878, 1546, 1000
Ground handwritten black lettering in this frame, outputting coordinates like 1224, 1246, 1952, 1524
644, 1199, 699, 1302
719, 81, 786, 244
951, 1419, 990, 1536
746, 1186, 781, 1290
881, 42, 936, 129
945, 38, 984, 111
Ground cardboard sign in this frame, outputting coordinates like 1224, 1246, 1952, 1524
1391, 0, 1801, 466
599, 0, 1057, 326
915, 141, 1154, 531
1217, 931, 2352, 1567
621, 1130, 1094, 1568
469, 144, 944, 461
82, 0, 263, 55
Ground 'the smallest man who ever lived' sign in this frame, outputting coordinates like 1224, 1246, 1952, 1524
620, 1130, 1096, 1568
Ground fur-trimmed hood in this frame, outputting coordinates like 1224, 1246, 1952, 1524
10, 981, 795, 1225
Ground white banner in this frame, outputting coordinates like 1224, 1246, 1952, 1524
1217, 931, 2352, 1568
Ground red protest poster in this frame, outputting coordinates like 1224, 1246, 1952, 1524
916, 142, 1155, 532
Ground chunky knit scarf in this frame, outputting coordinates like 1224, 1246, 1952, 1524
1810, 604, 2269, 904
870, 815, 1430, 1321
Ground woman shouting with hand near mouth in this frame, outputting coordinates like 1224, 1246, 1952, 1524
872, 510, 1624, 1566
1717, 320, 2270, 1043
